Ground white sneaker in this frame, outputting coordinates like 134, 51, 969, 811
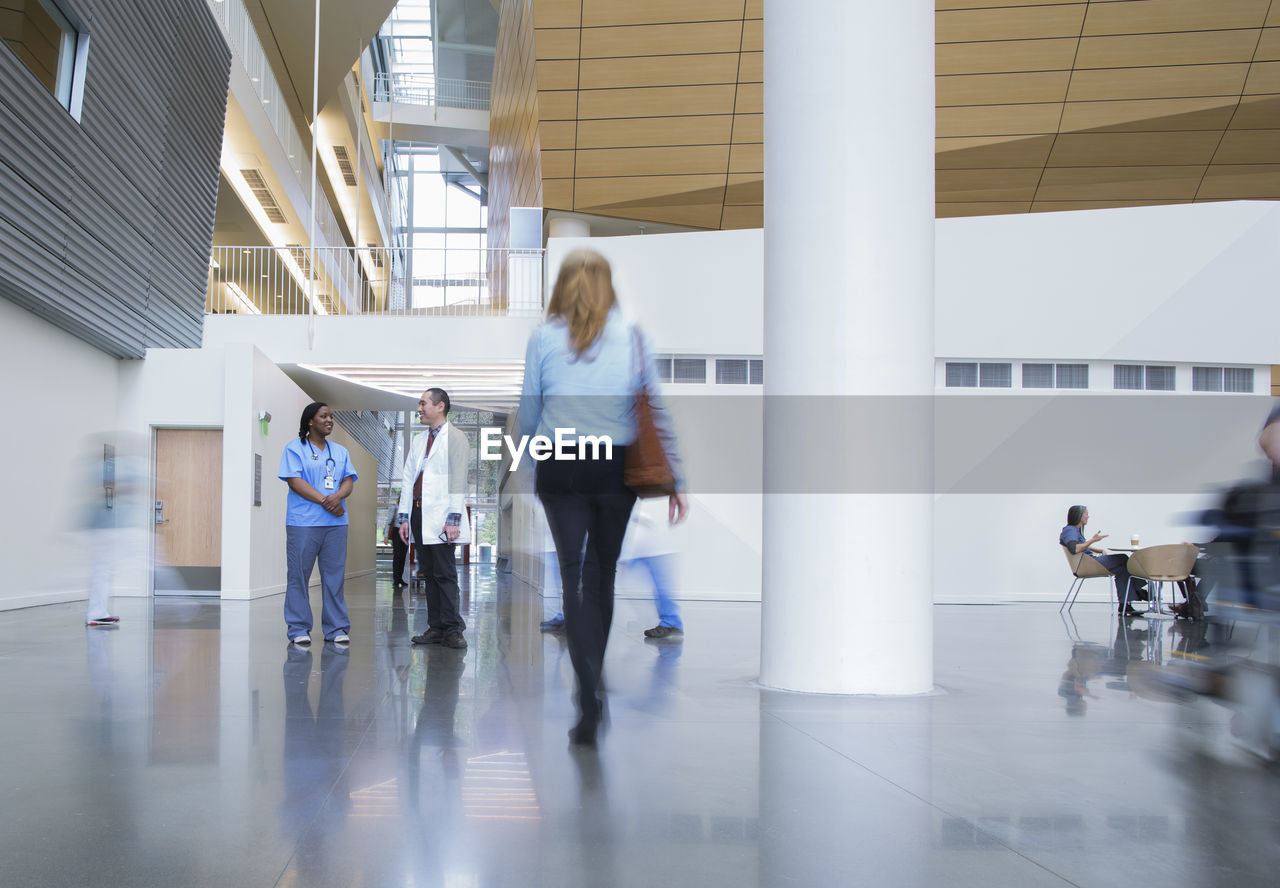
291, 634, 311, 646
332, 633, 350, 644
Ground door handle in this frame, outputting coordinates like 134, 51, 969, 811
155, 500, 167, 525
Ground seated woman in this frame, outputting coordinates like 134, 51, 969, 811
1059, 504, 1149, 617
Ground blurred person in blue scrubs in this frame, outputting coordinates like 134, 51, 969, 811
278, 402, 357, 646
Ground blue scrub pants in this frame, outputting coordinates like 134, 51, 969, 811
285, 525, 350, 640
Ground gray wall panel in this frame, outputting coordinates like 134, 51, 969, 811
0, 0, 231, 358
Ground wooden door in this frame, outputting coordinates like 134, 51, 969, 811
154, 429, 222, 594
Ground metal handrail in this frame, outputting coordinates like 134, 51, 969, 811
207, 246, 544, 317
372, 73, 491, 111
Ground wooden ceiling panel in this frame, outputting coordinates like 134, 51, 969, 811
575, 85, 737, 119
534, 28, 585, 60
1059, 97, 1237, 132
937, 168, 1042, 202
1212, 129, 1280, 164
573, 145, 730, 178
937, 103, 1064, 137
1197, 164, 1280, 198
936, 135, 1056, 169
580, 0, 748, 28
574, 174, 727, 208
1257, 27, 1280, 60
533, 1, 580, 29
579, 22, 744, 58
539, 120, 577, 150
720, 205, 763, 229
729, 143, 762, 174
578, 54, 741, 89
1226, 94, 1280, 128
575, 115, 735, 149
938, 201, 1032, 218
538, 90, 579, 120
523, 2, 1280, 229
937, 71, 1071, 106
1081, 0, 1271, 37
536, 59, 580, 90
937, 5, 1086, 43
1048, 131, 1222, 167
937, 38, 1079, 75
1075, 31, 1262, 69
1067, 64, 1250, 102
1244, 61, 1280, 94
1034, 166, 1204, 201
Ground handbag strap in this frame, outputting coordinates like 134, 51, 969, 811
630, 325, 645, 394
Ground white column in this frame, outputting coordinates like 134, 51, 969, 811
547, 216, 591, 239
760, 1, 935, 693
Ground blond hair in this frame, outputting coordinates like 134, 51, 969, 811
547, 249, 617, 356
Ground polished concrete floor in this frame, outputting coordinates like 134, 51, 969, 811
2, 567, 1279, 887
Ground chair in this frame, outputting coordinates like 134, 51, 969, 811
1060, 544, 1116, 612
1126, 544, 1197, 617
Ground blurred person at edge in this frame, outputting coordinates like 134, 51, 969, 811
83, 432, 146, 627
278, 402, 357, 646
519, 248, 689, 746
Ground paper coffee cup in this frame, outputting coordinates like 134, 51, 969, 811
1130, 534, 1140, 546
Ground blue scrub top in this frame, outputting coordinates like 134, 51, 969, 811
278, 437, 358, 526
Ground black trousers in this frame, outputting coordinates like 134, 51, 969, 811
390, 526, 409, 584
537, 447, 636, 721
412, 504, 465, 634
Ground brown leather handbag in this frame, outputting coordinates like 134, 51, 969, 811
624, 327, 676, 498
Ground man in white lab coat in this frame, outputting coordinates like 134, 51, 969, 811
398, 388, 471, 649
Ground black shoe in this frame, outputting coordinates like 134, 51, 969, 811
644, 624, 683, 639
568, 716, 598, 746
412, 629, 444, 645
1120, 605, 1144, 618
442, 631, 467, 649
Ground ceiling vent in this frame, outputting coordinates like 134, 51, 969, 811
333, 145, 358, 187
239, 169, 288, 224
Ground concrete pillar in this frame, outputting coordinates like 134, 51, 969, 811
760, 0, 935, 693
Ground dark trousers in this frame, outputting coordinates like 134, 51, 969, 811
391, 527, 409, 584
1091, 553, 1147, 611
412, 504, 465, 634
537, 448, 636, 722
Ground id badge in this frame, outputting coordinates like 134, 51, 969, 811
324, 477, 336, 490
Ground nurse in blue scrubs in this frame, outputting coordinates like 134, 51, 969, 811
278, 402, 358, 645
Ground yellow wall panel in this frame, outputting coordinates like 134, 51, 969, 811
937, 168, 1042, 202
1244, 60, 1280, 93
1066, 63, 1249, 102
721, 205, 763, 229
732, 113, 763, 142
578, 54, 741, 89
543, 179, 574, 209
533, 0, 580, 29
729, 142, 762, 174
578, 22, 743, 57
541, 149, 576, 179
937, 5, 1086, 42
534, 27, 583, 60
937, 103, 1065, 137
738, 51, 763, 83
539, 120, 577, 150
937, 201, 1033, 218
1257, 28, 1280, 60
1082, 0, 1270, 37
938, 0, 1083, 7
574, 174, 726, 207
741, 19, 762, 52
937, 71, 1071, 106
575, 115, 734, 148
1212, 129, 1280, 163
575, 84, 737, 119
1228, 94, 1280, 128
580, 0, 747, 28
1029, 199, 1180, 212
538, 89, 579, 119
937, 38, 1079, 75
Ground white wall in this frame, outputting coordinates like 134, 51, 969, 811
0, 298, 121, 611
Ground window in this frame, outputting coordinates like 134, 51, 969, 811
1192, 367, 1223, 392
945, 362, 977, 387
1145, 365, 1175, 391
1114, 365, 1144, 390
653, 356, 674, 384
1224, 368, 1254, 393
1056, 364, 1088, 389
749, 359, 763, 385
3, 0, 81, 113
672, 358, 706, 384
715, 359, 748, 385
979, 363, 1012, 388
1022, 363, 1054, 389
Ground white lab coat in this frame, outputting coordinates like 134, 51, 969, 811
397, 421, 471, 545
